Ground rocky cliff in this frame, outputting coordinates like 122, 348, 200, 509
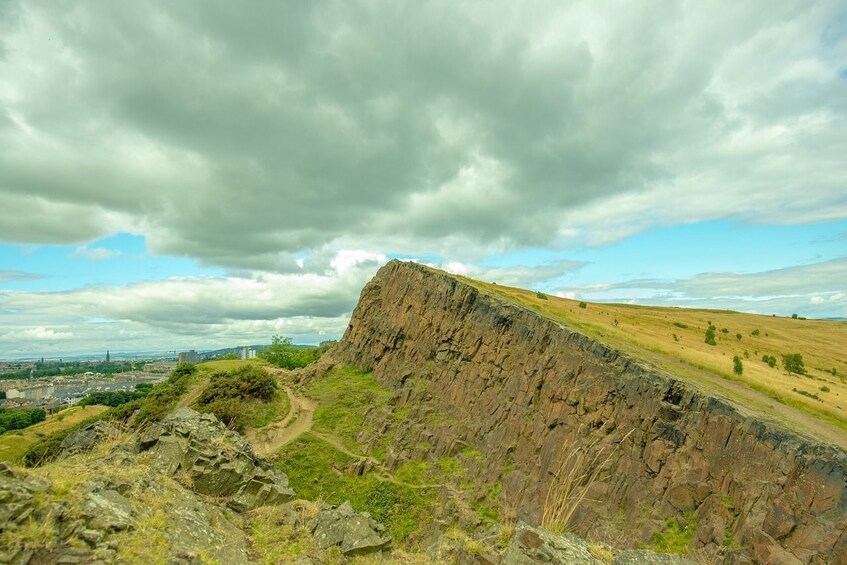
328, 260, 847, 564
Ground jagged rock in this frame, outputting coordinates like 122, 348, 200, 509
502, 522, 694, 564
328, 260, 847, 562
83, 488, 134, 531
139, 407, 296, 510
57, 420, 122, 458
310, 500, 392, 556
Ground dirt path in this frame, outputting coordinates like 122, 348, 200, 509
176, 376, 210, 409
247, 387, 317, 457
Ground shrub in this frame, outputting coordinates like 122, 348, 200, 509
761, 354, 777, 368
720, 328, 729, 334
735, 333, 742, 340
751, 329, 760, 336
195, 365, 278, 431
791, 313, 798, 319
536, 291, 548, 300
704, 325, 717, 346
578, 301, 587, 309
672, 322, 688, 329
733, 356, 743, 376
821, 386, 831, 393
782, 353, 806, 375
79, 389, 148, 408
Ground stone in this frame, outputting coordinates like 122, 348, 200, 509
310, 500, 392, 556
57, 421, 121, 458
84, 488, 134, 531
502, 522, 694, 564
139, 407, 295, 511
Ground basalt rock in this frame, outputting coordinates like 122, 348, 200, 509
139, 407, 296, 511
502, 522, 694, 564
327, 260, 847, 564
310, 500, 392, 556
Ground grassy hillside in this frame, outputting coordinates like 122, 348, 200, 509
459, 276, 847, 443
0, 405, 109, 463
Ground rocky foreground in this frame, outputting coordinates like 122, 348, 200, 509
1, 408, 692, 564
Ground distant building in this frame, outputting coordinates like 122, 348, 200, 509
5, 389, 22, 399
178, 350, 200, 364
239, 347, 257, 360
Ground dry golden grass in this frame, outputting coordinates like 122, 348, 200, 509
460, 276, 847, 442
0, 405, 109, 463
198, 358, 269, 372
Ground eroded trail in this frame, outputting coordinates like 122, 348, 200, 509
247, 384, 316, 458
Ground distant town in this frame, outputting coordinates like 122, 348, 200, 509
0, 341, 336, 413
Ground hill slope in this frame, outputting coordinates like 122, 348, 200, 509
325, 259, 847, 563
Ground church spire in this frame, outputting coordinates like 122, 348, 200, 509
106, 349, 110, 363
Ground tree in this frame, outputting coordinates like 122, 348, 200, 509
259, 336, 322, 369
733, 355, 743, 376
782, 353, 806, 375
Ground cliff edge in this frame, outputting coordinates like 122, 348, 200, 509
327, 260, 847, 564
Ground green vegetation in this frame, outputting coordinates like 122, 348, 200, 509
0, 407, 46, 434
704, 325, 717, 346
762, 355, 777, 368
751, 329, 760, 336
793, 388, 821, 402
306, 367, 392, 451
536, 291, 548, 300
578, 301, 587, 309
275, 434, 433, 543
194, 365, 279, 431
259, 335, 324, 369
133, 363, 198, 425
782, 353, 806, 375
821, 386, 831, 393
647, 513, 696, 555
733, 355, 743, 376
79, 385, 150, 408
672, 322, 688, 329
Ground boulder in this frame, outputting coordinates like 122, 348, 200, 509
139, 407, 295, 510
310, 500, 392, 556
57, 420, 122, 458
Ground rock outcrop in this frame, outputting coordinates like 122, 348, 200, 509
311, 500, 392, 556
502, 522, 693, 564
327, 260, 847, 564
138, 407, 296, 511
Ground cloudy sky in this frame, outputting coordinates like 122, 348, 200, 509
1, 1, 846, 358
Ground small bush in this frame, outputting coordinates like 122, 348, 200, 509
751, 329, 760, 336
792, 388, 821, 402
720, 328, 729, 334
704, 325, 717, 346
820, 386, 831, 393
536, 291, 548, 300
782, 353, 806, 375
578, 301, 587, 309
792, 313, 798, 319
672, 333, 679, 342
195, 365, 278, 431
762, 355, 777, 368
733, 356, 743, 376
735, 333, 742, 340
672, 322, 688, 329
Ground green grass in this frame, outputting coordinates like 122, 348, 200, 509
646, 513, 696, 555
274, 434, 434, 543
0, 405, 109, 464
306, 366, 393, 451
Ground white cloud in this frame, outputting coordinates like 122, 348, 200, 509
71, 245, 122, 260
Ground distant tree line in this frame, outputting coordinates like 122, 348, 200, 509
78, 383, 153, 408
0, 407, 46, 434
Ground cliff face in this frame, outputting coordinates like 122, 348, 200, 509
329, 260, 847, 564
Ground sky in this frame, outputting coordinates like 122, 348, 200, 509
1, 1, 846, 358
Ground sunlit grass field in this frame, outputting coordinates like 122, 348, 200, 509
0, 404, 109, 463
